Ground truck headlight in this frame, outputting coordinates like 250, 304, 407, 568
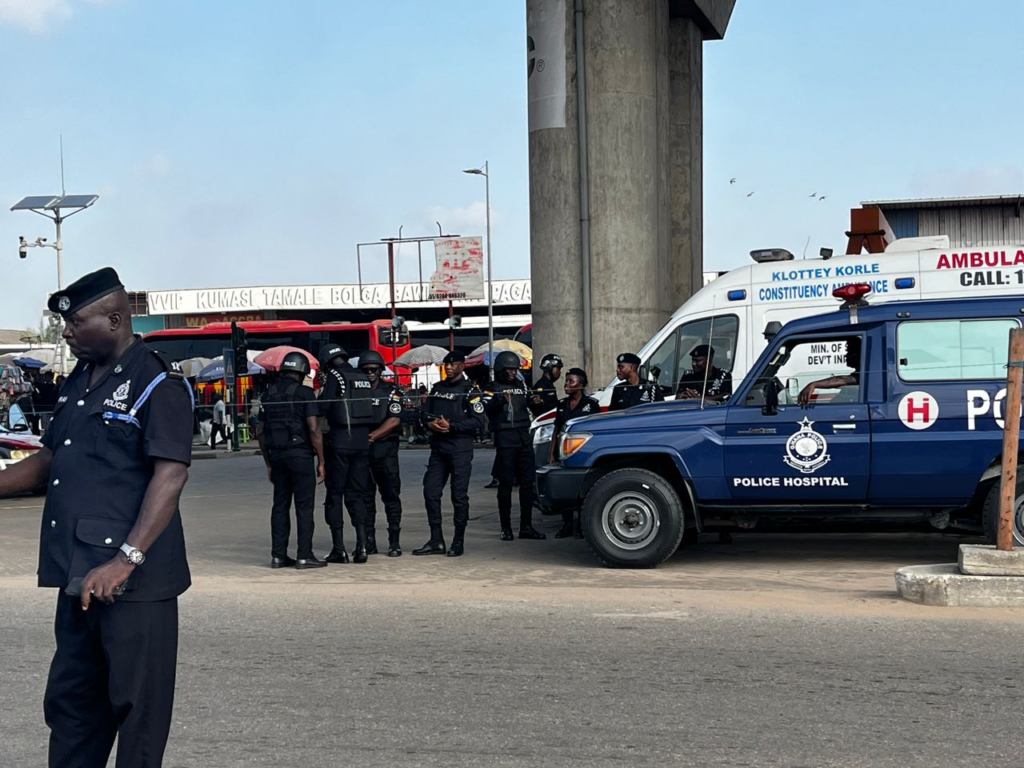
559, 432, 592, 460
533, 423, 554, 446
9, 450, 36, 460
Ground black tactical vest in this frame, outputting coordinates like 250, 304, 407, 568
326, 366, 375, 428
488, 380, 533, 431
262, 379, 307, 452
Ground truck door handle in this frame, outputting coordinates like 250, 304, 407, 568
831, 424, 857, 431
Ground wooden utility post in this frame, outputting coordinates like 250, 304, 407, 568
997, 328, 1024, 551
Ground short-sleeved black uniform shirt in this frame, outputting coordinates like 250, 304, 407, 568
38, 338, 194, 601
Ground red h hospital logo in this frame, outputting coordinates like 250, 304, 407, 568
898, 391, 939, 431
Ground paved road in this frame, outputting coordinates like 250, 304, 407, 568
1, 451, 1021, 767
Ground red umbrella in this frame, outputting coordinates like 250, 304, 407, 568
253, 346, 319, 373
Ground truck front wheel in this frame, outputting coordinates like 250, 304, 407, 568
982, 475, 1024, 547
582, 468, 685, 568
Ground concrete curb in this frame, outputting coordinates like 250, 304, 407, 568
190, 448, 261, 461
895, 563, 1024, 607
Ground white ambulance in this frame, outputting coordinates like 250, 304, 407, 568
599, 235, 1024, 403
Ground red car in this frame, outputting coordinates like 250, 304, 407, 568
0, 423, 43, 473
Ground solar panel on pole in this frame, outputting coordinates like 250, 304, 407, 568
46, 194, 99, 210
10, 196, 61, 211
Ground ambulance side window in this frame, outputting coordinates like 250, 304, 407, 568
897, 319, 1019, 381
647, 316, 739, 396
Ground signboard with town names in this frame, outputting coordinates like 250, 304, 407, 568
144, 278, 529, 316
428, 237, 486, 301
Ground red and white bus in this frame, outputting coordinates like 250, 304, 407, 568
142, 319, 412, 381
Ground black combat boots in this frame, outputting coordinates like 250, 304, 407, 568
352, 525, 369, 564
324, 528, 349, 563
365, 528, 378, 555
413, 526, 446, 556
387, 528, 402, 557
447, 527, 465, 557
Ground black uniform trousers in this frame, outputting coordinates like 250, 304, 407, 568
269, 450, 317, 560
423, 443, 473, 531
367, 440, 402, 533
494, 428, 536, 530
45, 593, 178, 768
324, 445, 370, 531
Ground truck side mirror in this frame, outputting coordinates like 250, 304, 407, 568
762, 381, 779, 417
763, 321, 783, 341
786, 378, 800, 402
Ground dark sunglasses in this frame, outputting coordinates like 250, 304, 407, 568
362, 366, 382, 374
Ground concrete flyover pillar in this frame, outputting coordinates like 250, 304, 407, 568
527, 0, 735, 388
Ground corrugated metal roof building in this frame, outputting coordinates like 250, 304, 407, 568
862, 195, 1024, 247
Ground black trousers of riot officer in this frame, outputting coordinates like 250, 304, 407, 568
324, 442, 370, 553
495, 428, 537, 532
270, 451, 317, 560
366, 440, 402, 548
423, 444, 473, 535
45, 593, 178, 768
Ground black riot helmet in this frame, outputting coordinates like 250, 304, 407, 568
358, 350, 386, 369
494, 350, 521, 372
539, 353, 563, 372
318, 344, 348, 370
281, 351, 311, 378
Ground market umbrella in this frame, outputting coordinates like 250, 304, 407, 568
196, 356, 266, 383
253, 346, 319, 373
468, 339, 532, 362
13, 356, 47, 369
178, 357, 211, 378
392, 344, 449, 368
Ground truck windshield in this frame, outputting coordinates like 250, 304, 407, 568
640, 315, 739, 398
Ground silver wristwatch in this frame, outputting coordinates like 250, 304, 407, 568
120, 542, 146, 566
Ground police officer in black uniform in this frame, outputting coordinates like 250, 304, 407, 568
414, 351, 484, 558
550, 367, 599, 538
484, 351, 547, 541
529, 353, 564, 418
257, 351, 327, 569
319, 344, 375, 564
609, 352, 664, 411
676, 344, 733, 402
0, 267, 194, 768
359, 350, 405, 557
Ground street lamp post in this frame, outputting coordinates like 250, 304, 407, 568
463, 162, 493, 378
11, 194, 99, 376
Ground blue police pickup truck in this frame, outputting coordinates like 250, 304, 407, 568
537, 289, 1024, 568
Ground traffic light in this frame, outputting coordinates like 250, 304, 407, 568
231, 321, 248, 375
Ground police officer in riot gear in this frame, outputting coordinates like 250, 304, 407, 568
257, 351, 327, 569
319, 345, 375, 564
485, 350, 547, 541
550, 367, 599, 538
529, 353, 564, 418
609, 352, 664, 411
415, 351, 484, 558
359, 350, 405, 557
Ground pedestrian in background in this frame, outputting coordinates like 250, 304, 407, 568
529, 353, 563, 418
210, 394, 227, 448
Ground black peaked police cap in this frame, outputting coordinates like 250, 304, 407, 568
617, 353, 641, 366
47, 267, 125, 318
443, 351, 466, 364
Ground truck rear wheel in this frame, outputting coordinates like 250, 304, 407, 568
582, 468, 685, 568
982, 475, 1024, 547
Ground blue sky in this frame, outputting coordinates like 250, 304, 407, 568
1, 0, 1022, 330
